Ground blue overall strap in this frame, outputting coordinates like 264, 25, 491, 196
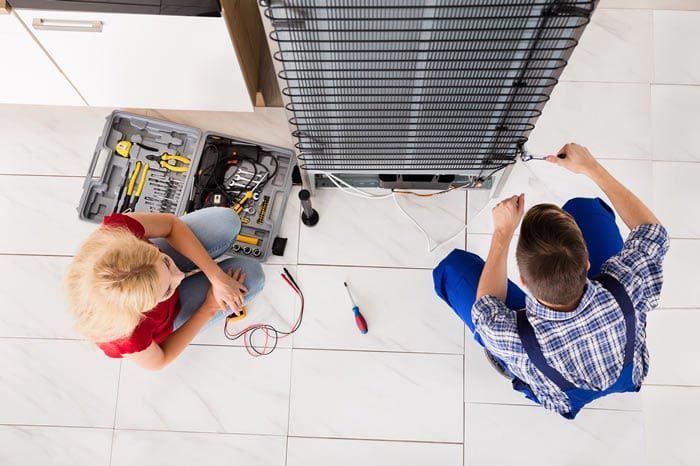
593, 273, 636, 365
516, 310, 576, 392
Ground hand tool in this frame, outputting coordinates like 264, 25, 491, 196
343, 282, 368, 334
111, 141, 134, 213
245, 207, 256, 215
135, 141, 159, 152
256, 195, 270, 224
232, 191, 254, 214
236, 234, 261, 246
146, 153, 191, 173
120, 161, 143, 213
115, 140, 132, 157
127, 163, 149, 211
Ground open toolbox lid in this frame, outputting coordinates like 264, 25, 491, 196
77, 111, 202, 223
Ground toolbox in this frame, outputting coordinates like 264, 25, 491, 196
77, 111, 295, 262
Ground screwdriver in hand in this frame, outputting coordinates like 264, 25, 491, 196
343, 282, 368, 334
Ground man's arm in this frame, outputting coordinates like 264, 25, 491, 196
546, 143, 660, 229
476, 194, 525, 301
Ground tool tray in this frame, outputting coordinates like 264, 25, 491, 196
78, 111, 295, 262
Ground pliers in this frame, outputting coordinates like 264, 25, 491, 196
146, 152, 191, 173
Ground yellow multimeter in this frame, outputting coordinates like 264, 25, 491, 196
226, 306, 247, 323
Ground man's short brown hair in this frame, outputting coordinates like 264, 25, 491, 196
516, 204, 588, 305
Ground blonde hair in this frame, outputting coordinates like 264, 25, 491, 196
66, 226, 163, 342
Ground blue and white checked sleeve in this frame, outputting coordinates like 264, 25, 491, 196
472, 295, 522, 360
600, 224, 670, 310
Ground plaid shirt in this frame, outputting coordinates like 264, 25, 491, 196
473, 224, 670, 415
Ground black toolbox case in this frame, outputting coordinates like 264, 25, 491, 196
77, 111, 295, 262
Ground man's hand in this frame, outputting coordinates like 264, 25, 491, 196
210, 267, 248, 315
492, 194, 525, 236
545, 142, 600, 177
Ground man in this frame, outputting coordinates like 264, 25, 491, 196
433, 143, 669, 418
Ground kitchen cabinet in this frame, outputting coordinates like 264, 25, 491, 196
14, 9, 254, 111
0, 10, 84, 106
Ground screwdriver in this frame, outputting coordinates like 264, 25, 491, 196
343, 282, 368, 334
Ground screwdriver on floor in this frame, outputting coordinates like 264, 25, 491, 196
343, 282, 368, 334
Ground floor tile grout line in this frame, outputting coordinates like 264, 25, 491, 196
285, 434, 464, 445
108, 360, 123, 466
463, 400, 644, 413
284, 348, 295, 466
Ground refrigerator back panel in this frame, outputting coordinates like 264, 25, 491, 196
262, 0, 598, 175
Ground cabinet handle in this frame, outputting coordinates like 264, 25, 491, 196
32, 18, 103, 33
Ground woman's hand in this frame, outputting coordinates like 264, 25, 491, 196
210, 267, 248, 315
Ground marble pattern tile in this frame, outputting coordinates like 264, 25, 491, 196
0, 175, 98, 256
0, 105, 112, 177
466, 159, 652, 235
601, 0, 700, 9
0, 339, 119, 427
192, 265, 299, 349
560, 9, 652, 83
658, 239, 700, 309
652, 85, 700, 162
642, 386, 700, 466
116, 346, 291, 435
464, 335, 642, 411
598, 0, 653, 9
598, 0, 700, 7
465, 403, 644, 466
289, 349, 463, 442
286, 437, 463, 466
526, 82, 652, 160
645, 309, 700, 386
292, 265, 464, 354
0, 426, 112, 466
0, 255, 78, 338
654, 11, 700, 84
111, 430, 287, 466
652, 162, 700, 238
298, 188, 467, 268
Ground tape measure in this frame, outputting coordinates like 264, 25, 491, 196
116, 140, 132, 157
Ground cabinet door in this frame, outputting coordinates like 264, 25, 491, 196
0, 11, 84, 106
15, 9, 254, 111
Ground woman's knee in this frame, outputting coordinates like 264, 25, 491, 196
220, 258, 265, 297
182, 207, 241, 256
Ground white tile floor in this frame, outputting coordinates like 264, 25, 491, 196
1, 5, 699, 466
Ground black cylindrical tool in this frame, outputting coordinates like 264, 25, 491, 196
299, 189, 319, 227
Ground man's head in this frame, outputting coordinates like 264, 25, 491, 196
516, 204, 589, 306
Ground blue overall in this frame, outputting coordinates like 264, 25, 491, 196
433, 198, 637, 418
515, 272, 639, 419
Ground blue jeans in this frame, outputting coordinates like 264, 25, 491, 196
433, 197, 624, 345
150, 207, 265, 331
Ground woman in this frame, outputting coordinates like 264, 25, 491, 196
65, 207, 264, 370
